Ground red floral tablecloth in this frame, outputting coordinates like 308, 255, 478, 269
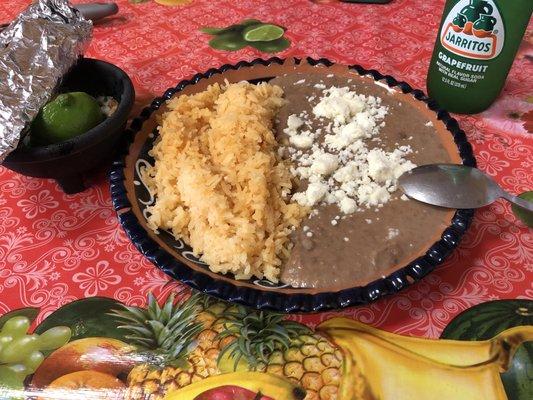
0, 0, 531, 338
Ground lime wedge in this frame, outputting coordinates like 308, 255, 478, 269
249, 37, 291, 53
243, 24, 285, 42
512, 191, 533, 227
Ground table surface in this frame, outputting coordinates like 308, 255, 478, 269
0, 0, 531, 336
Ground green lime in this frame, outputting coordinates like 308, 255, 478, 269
209, 31, 247, 51
512, 191, 533, 227
200, 25, 239, 35
31, 92, 104, 146
249, 37, 291, 53
200, 19, 263, 35
243, 23, 285, 42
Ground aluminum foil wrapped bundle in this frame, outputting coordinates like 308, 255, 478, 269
0, 0, 92, 161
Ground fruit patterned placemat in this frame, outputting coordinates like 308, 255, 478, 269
1, 293, 531, 399
0, 0, 531, 399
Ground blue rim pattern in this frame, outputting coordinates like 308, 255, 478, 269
110, 57, 476, 313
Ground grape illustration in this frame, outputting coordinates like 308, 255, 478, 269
0, 316, 71, 389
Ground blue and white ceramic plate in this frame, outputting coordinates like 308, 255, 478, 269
110, 57, 475, 312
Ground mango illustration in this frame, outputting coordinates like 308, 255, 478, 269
31, 337, 136, 388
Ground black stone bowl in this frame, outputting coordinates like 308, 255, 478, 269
3, 58, 135, 194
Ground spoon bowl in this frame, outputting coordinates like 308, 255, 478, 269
399, 164, 533, 212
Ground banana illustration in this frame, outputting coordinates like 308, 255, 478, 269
317, 318, 533, 400
163, 371, 306, 400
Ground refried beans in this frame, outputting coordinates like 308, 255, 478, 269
270, 73, 453, 289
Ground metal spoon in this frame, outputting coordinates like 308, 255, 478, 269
398, 164, 533, 211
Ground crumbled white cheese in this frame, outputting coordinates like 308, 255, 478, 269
312, 87, 365, 125
425, 121, 433, 127
97, 96, 118, 117
387, 228, 400, 239
292, 182, 328, 207
310, 153, 339, 176
294, 79, 306, 85
306, 231, 313, 237
331, 219, 338, 226
286, 114, 304, 131
314, 83, 326, 89
365, 219, 372, 224
374, 80, 396, 94
339, 197, 357, 214
358, 184, 390, 206
367, 148, 416, 183
332, 163, 358, 184
289, 134, 314, 149
286, 84, 416, 214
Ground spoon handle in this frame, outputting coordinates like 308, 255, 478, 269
500, 192, 533, 212
76, 3, 118, 22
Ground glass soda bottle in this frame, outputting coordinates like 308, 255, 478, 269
427, 0, 533, 114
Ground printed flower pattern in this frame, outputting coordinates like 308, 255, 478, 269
476, 150, 510, 176
72, 261, 122, 297
481, 97, 533, 137
16, 190, 59, 219
0, 0, 531, 339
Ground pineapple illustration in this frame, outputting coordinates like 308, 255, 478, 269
110, 293, 344, 400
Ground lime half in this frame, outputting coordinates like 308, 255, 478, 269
243, 24, 285, 42
31, 92, 104, 146
512, 191, 533, 227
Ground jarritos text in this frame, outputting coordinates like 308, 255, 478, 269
440, 0, 504, 60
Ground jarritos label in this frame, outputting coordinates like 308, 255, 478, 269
440, 0, 504, 60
